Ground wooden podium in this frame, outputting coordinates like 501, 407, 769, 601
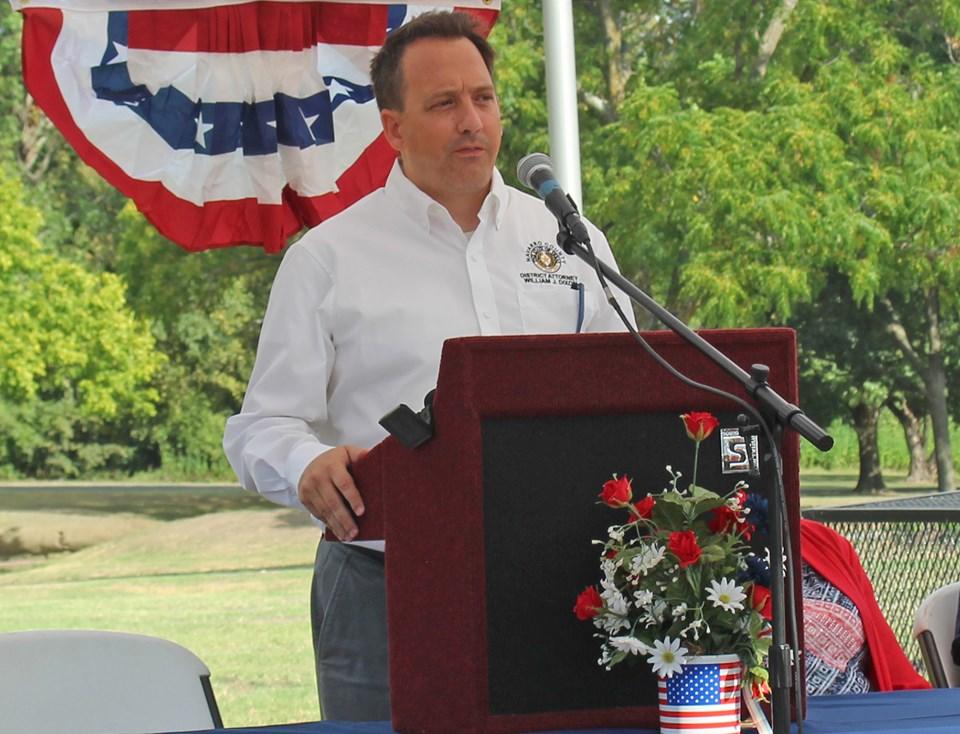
336, 329, 803, 734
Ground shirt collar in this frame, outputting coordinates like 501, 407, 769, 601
384, 159, 507, 235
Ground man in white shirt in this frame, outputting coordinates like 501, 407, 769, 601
223, 10, 635, 722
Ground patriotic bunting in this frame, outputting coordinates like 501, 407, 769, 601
12, 0, 500, 251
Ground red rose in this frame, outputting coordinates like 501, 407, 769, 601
680, 411, 720, 442
708, 505, 740, 535
599, 475, 632, 507
573, 585, 603, 621
708, 507, 756, 540
629, 495, 656, 521
667, 530, 702, 568
751, 584, 773, 621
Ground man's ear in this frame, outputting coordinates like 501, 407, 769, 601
380, 109, 403, 153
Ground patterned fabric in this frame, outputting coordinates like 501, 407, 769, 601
802, 562, 872, 696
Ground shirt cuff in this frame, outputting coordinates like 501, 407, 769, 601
284, 438, 329, 493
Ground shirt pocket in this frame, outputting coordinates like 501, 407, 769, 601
518, 282, 594, 334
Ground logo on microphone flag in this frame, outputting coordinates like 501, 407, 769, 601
657, 656, 742, 734
14, 0, 500, 252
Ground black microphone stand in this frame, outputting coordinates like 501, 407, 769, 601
556, 228, 832, 734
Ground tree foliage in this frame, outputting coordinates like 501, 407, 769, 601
0, 173, 162, 477
1, 1, 957, 484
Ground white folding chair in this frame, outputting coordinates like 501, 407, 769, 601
0, 629, 223, 734
912, 581, 960, 688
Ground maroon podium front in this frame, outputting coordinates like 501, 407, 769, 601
338, 329, 803, 734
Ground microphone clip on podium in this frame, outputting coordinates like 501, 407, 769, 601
553, 219, 833, 734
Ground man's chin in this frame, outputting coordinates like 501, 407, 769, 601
447, 160, 494, 189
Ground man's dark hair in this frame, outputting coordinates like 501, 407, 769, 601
370, 11, 495, 111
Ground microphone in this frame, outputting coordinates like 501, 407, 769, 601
516, 153, 590, 243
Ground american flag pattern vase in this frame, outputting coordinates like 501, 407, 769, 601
657, 653, 742, 734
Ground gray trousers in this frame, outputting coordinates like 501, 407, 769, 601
310, 540, 390, 721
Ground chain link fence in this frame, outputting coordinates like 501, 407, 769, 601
802, 491, 960, 676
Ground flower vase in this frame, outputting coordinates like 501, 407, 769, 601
656, 653, 742, 734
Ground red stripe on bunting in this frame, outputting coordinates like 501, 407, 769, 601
127, 2, 390, 52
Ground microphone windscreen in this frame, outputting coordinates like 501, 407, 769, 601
516, 152, 553, 189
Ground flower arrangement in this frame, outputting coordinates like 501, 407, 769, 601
573, 411, 772, 693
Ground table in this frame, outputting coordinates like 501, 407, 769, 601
180, 688, 960, 734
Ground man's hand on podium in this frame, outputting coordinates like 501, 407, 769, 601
298, 445, 369, 541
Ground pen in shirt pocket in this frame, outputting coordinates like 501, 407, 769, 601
572, 281, 585, 333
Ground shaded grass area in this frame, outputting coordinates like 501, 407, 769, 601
0, 483, 271, 520
0, 507, 322, 727
798, 469, 942, 508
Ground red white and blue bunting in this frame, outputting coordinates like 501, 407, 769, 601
13, 1, 500, 251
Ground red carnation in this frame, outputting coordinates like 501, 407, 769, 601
599, 475, 633, 507
681, 411, 720, 442
667, 530, 702, 568
629, 495, 656, 522
573, 585, 603, 621
751, 584, 773, 621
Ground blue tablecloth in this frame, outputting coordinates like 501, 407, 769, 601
187, 688, 960, 734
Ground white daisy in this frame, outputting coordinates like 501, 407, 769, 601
707, 578, 747, 612
647, 636, 688, 678
610, 636, 649, 656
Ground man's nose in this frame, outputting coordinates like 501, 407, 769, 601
457, 99, 483, 134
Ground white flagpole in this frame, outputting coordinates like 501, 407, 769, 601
542, 0, 583, 209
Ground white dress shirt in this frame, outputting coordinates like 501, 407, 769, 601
223, 161, 636, 546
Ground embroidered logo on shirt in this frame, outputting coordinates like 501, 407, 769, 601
526, 241, 565, 273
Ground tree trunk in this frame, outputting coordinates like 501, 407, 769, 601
883, 290, 956, 492
924, 355, 956, 491
755, 0, 799, 78
922, 290, 956, 491
886, 397, 935, 482
852, 401, 885, 493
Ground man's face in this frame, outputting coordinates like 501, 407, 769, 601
380, 37, 502, 203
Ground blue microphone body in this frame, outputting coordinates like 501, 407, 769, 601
516, 153, 591, 243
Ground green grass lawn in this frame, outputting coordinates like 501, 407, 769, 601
0, 505, 323, 727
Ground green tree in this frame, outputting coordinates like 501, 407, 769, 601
111, 203, 279, 478
565, 0, 959, 488
0, 173, 163, 477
